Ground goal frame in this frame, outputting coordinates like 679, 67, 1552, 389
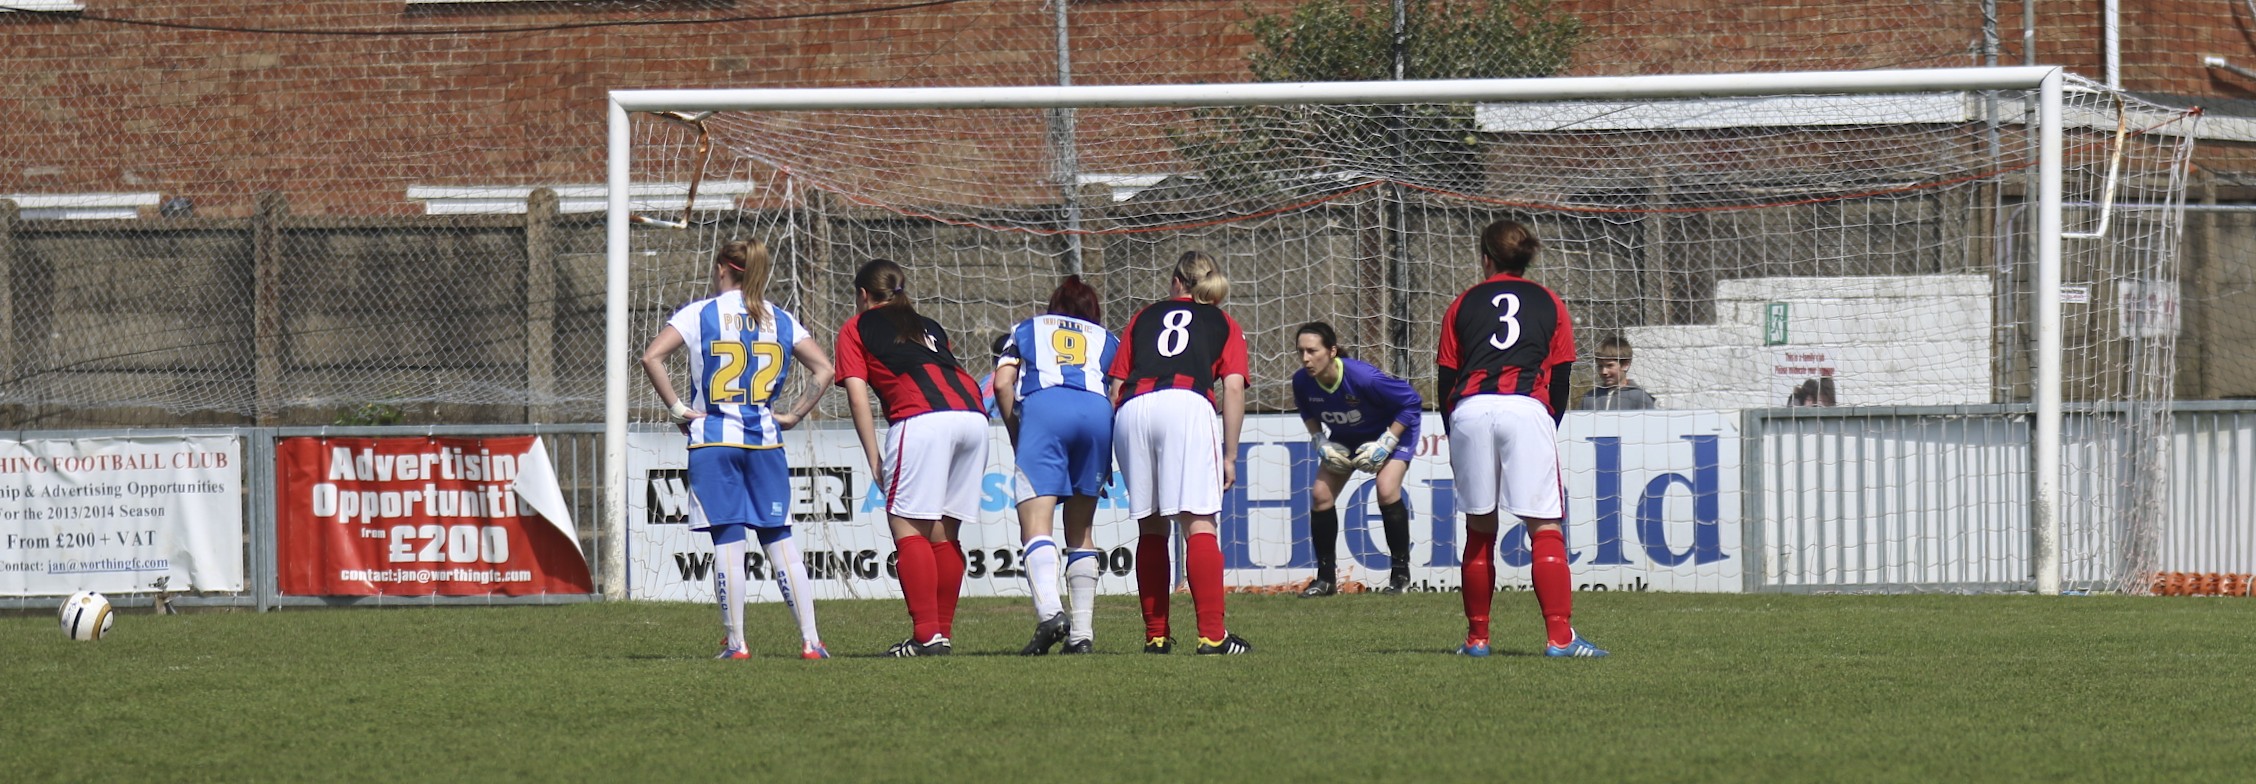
602, 66, 2072, 599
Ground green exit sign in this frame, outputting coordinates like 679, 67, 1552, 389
1764, 303, 1789, 346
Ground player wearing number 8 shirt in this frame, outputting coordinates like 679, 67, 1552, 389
1437, 219, 1607, 658
993, 275, 1119, 655
834, 258, 990, 658
639, 239, 832, 661
1108, 251, 1253, 655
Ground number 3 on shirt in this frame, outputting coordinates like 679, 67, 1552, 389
1487, 292, 1521, 350
707, 341, 785, 404
1051, 328, 1089, 366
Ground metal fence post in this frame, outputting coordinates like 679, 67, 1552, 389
247, 427, 278, 611
1741, 408, 1768, 593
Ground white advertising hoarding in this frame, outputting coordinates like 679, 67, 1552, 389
625, 410, 1740, 602
1, 436, 245, 596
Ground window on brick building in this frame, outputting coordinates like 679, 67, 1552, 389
406, 183, 758, 215
1, 193, 162, 220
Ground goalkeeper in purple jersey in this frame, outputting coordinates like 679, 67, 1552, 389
1288, 322, 1423, 596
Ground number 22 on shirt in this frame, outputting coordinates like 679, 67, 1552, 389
706, 341, 785, 404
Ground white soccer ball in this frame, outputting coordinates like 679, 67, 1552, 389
1318, 439, 1359, 473
59, 591, 114, 641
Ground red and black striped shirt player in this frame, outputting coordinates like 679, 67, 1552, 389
834, 258, 989, 658
1106, 251, 1253, 655
1436, 219, 1608, 659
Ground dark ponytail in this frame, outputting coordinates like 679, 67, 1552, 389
1046, 274, 1103, 325
1478, 219, 1542, 275
854, 258, 925, 345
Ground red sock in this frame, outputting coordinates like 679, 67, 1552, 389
932, 539, 965, 638
1186, 531, 1226, 642
1136, 533, 1171, 640
893, 534, 940, 642
1462, 527, 1496, 641
1530, 527, 1575, 648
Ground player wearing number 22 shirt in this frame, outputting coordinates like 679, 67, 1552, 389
641, 239, 831, 661
1108, 251, 1253, 656
1437, 218, 1607, 659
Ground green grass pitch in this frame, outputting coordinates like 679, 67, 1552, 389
8, 592, 2256, 782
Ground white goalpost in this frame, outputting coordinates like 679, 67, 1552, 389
602, 67, 2192, 600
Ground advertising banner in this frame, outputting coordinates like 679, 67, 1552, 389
276, 436, 592, 596
626, 409, 1740, 602
1, 436, 243, 596
622, 428, 1137, 603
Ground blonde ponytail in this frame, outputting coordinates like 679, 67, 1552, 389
1173, 250, 1231, 305
716, 239, 774, 328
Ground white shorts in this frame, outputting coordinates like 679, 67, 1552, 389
881, 410, 989, 521
1112, 389, 1223, 519
1448, 394, 1564, 520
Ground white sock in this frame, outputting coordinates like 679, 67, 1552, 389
713, 538, 748, 651
763, 536, 822, 646
1065, 548, 1101, 643
1025, 536, 1062, 619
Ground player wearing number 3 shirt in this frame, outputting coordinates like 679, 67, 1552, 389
640, 239, 832, 661
1108, 251, 1253, 655
1437, 219, 1607, 659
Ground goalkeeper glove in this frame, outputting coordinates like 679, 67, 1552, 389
1352, 431, 1400, 472
1314, 434, 1358, 474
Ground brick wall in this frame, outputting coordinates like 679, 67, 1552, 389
18, 1, 2235, 218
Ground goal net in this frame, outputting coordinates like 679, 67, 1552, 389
608, 69, 2197, 600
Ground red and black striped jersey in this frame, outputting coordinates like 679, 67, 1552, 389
1437, 272, 1576, 415
1107, 297, 1249, 407
834, 308, 985, 423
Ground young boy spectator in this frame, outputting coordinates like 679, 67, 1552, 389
1578, 334, 1658, 410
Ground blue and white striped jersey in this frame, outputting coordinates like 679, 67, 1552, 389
666, 295, 812, 449
998, 314, 1118, 401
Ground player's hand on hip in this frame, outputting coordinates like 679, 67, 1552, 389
774, 412, 801, 430
667, 400, 705, 434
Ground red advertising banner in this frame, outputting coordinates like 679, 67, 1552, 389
277, 436, 593, 596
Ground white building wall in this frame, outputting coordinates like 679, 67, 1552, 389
1625, 275, 1992, 410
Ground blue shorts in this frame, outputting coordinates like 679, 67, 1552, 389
1015, 386, 1114, 499
1333, 423, 1420, 464
687, 446, 791, 530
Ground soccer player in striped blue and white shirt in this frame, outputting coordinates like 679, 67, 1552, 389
640, 239, 834, 661
993, 276, 1120, 655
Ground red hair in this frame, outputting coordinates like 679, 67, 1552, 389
1045, 274, 1103, 325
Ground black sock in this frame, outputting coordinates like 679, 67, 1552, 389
1310, 507, 1339, 583
1380, 498, 1412, 578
